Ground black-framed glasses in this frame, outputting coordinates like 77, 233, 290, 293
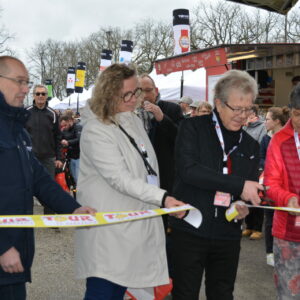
35, 92, 47, 96
121, 88, 143, 102
224, 102, 254, 115
0, 74, 33, 89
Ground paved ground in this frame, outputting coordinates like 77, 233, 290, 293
27, 206, 276, 299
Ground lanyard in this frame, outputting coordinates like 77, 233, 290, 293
212, 112, 242, 174
115, 123, 157, 176
294, 131, 300, 160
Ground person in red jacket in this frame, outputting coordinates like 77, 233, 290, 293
264, 84, 300, 299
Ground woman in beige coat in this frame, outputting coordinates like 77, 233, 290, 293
75, 64, 185, 300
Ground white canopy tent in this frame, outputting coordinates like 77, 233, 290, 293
49, 68, 206, 110
48, 97, 61, 109
50, 87, 93, 110
149, 68, 206, 101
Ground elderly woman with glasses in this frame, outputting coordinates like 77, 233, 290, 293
74, 64, 185, 300
170, 70, 264, 300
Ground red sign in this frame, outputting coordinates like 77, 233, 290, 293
155, 48, 228, 74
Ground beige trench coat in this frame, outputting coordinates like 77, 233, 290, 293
75, 105, 169, 288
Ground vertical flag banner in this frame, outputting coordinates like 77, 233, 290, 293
100, 49, 113, 71
44, 79, 53, 100
66, 67, 76, 96
119, 40, 133, 65
173, 9, 190, 55
75, 62, 86, 94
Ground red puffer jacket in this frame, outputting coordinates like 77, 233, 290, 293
264, 119, 300, 242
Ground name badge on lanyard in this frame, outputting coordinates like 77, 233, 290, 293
139, 140, 158, 186
212, 113, 242, 208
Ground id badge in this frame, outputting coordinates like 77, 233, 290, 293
295, 216, 300, 227
214, 191, 231, 207
147, 175, 158, 186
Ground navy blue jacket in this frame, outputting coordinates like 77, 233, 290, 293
0, 93, 80, 285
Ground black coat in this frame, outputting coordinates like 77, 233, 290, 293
0, 93, 80, 285
61, 122, 82, 159
26, 103, 62, 160
171, 114, 260, 240
149, 100, 184, 193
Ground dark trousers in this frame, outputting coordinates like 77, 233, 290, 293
264, 209, 274, 254
0, 283, 26, 300
84, 277, 127, 300
245, 207, 264, 231
38, 157, 55, 215
171, 229, 241, 300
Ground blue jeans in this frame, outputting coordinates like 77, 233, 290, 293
0, 282, 26, 300
84, 277, 127, 300
70, 158, 80, 183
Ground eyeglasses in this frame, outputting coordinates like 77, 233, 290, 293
0, 74, 33, 89
224, 102, 254, 115
35, 92, 47, 96
121, 88, 143, 102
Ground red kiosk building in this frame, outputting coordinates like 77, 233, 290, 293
154, 43, 300, 109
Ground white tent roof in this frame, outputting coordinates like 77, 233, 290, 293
52, 87, 93, 110
51, 68, 206, 110
149, 68, 206, 101
48, 97, 62, 109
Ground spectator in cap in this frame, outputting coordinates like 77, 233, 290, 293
179, 96, 193, 118
189, 101, 199, 117
264, 84, 300, 299
196, 101, 213, 116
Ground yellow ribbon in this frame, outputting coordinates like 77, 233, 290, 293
226, 204, 300, 222
0, 205, 194, 228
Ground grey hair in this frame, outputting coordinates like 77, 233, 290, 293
33, 84, 48, 95
214, 70, 258, 104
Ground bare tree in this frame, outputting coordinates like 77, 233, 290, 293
0, 8, 14, 55
132, 19, 173, 73
26, 1, 300, 98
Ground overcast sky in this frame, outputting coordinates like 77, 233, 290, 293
0, 0, 204, 63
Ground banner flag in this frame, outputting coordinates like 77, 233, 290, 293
66, 67, 76, 96
100, 49, 113, 71
44, 79, 53, 100
173, 9, 190, 55
75, 62, 86, 93
119, 40, 133, 65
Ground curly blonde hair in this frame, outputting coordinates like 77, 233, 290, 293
90, 64, 136, 123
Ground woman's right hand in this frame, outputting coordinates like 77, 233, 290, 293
164, 196, 186, 218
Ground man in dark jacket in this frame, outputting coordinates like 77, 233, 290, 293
170, 70, 264, 300
26, 84, 63, 214
0, 56, 95, 299
60, 114, 82, 183
139, 74, 184, 193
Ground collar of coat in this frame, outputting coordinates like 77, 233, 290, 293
0, 91, 30, 126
